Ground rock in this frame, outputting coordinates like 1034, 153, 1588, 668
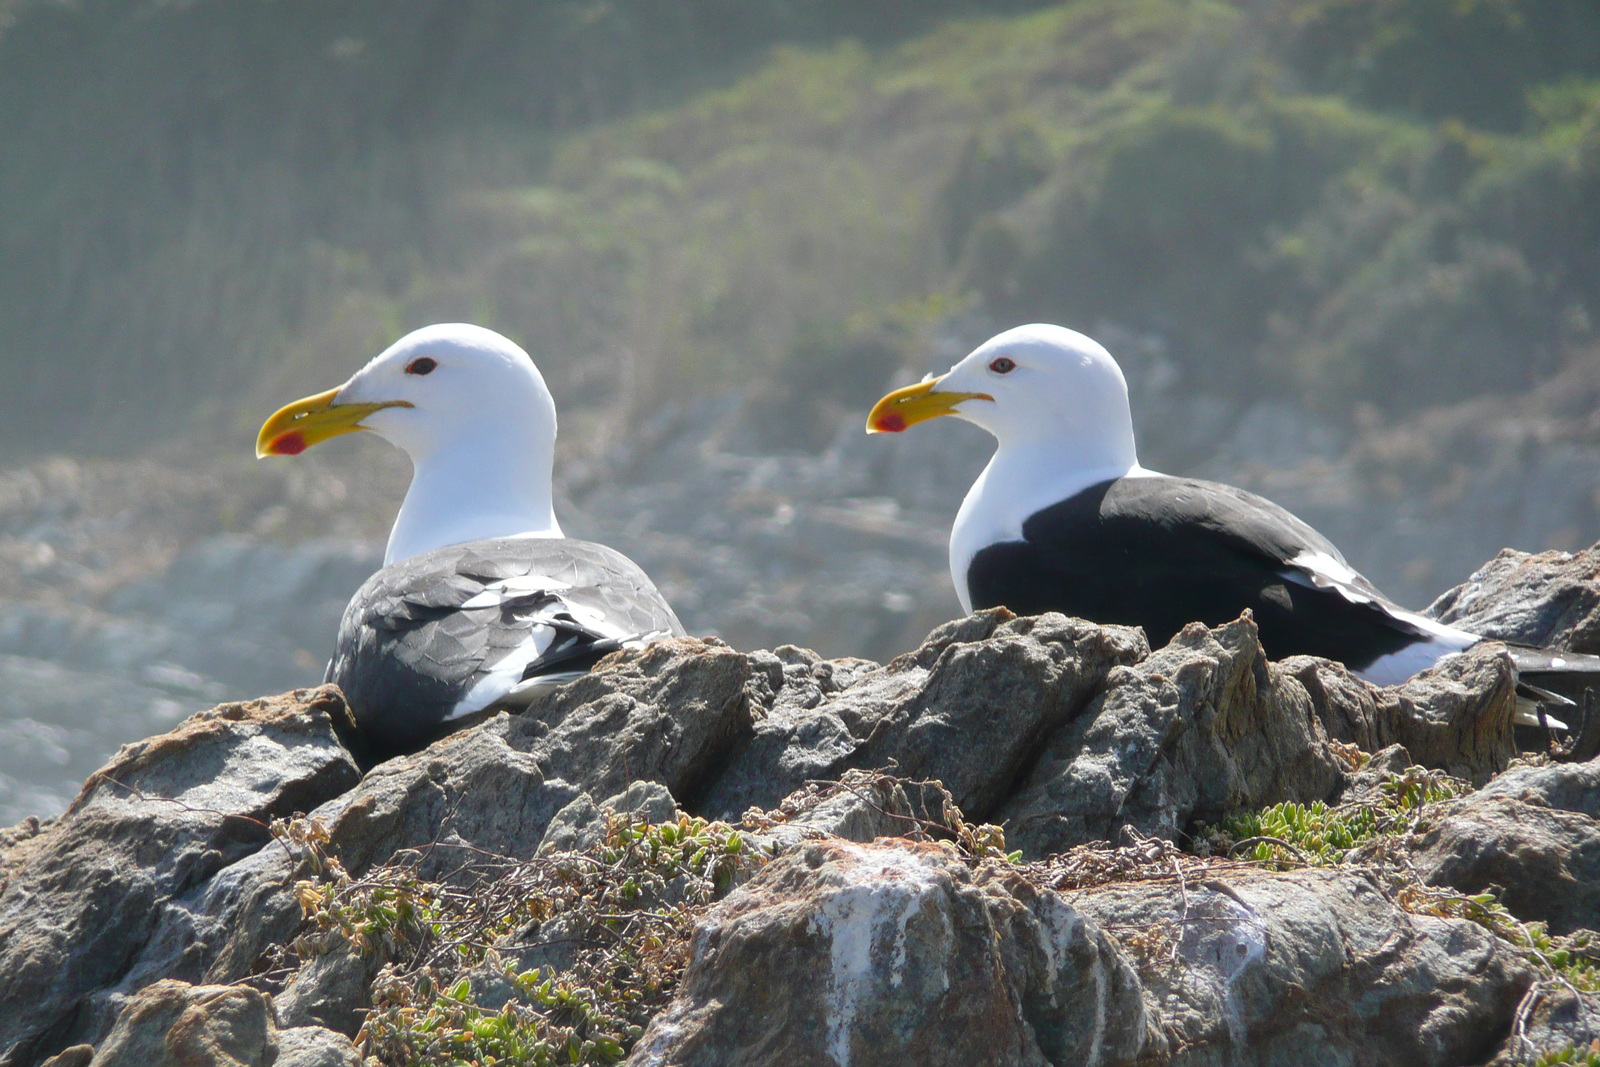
998, 616, 1344, 857
538, 781, 682, 855
1430, 545, 1600, 652
632, 839, 1536, 1067
1284, 644, 1518, 782
508, 637, 753, 812
37, 1048, 92, 1067
1410, 757, 1600, 933
0, 688, 359, 1067
88, 979, 274, 1067
272, 946, 374, 1038
626, 838, 1153, 1067
1489, 986, 1600, 1066
1375, 647, 1519, 782
3, 549, 1593, 1066
72, 978, 361, 1067
742, 773, 955, 855
1335, 742, 1417, 800
271, 1026, 363, 1067
112, 636, 754, 1019
699, 610, 1149, 821
1072, 867, 1534, 1067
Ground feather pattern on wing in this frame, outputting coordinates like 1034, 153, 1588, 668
327, 536, 683, 754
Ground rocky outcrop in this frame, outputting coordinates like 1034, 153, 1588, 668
631, 838, 1536, 1067
998, 618, 1343, 856
699, 612, 1150, 821
629, 839, 1153, 1067
1410, 757, 1600, 934
56, 979, 359, 1067
1283, 646, 1520, 780
1074, 865, 1533, 1066
1430, 544, 1600, 652
0, 687, 359, 1067
7, 543, 1600, 1065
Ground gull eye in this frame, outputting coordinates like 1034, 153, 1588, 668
988, 356, 1016, 375
405, 356, 437, 376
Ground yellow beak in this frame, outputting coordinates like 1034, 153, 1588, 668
255, 387, 413, 458
865, 377, 991, 434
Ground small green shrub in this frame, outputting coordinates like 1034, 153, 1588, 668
1533, 1041, 1600, 1066
275, 776, 1016, 1066
1214, 764, 1467, 867
277, 810, 764, 1066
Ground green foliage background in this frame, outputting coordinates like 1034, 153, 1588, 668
2, 0, 1598, 457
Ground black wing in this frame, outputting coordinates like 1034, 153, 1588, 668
965, 476, 1429, 670
328, 536, 683, 756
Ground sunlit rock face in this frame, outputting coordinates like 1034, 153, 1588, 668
6, 542, 1600, 1066
630, 839, 1152, 1067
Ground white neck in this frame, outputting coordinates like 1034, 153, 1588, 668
949, 431, 1145, 613
384, 432, 561, 565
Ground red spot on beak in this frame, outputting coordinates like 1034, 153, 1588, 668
875, 413, 906, 433
272, 432, 307, 455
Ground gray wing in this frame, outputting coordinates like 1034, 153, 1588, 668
327, 536, 683, 754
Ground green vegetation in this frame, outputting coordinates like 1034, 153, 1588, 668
271, 772, 1014, 1064
1212, 761, 1600, 1061
1214, 763, 1467, 865
279, 808, 761, 1066
1534, 1043, 1600, 1067
3, 0, 1599, 457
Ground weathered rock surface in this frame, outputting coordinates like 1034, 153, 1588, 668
998, 618, 1343, 857
80, 979, 359, 1067
1283, 645, 1519, 780
1072, 866, 1533, 1066
627, 839, 1153, 1067
9, 541, 1600, 1065
123, 636, 753, 1012
631, 839, 1534, 1067
0, 687, 359, 1067
1431, 544, 1600, 652
1411, 756, 1600, 934
699, 611, 1150, 822
1489, 985, 1600, 1066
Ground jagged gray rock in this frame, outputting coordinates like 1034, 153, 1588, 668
272, 946, 374, 1040
1071, 867, 1534, 1066
739, 773, 956, 854
87, 980, 276, 1067
1430, 545, 1600, 651
998, 616, 1344, 857
0, 687, 360, 1067
4, 545, 1594, 1065
73, 979, 360, 1067
1284, 644, 1518, 782
536, 780, 682, 856
272, 1026, 365, 1067
125, 636, 752, 1011
630, 839, 1537, 1067
1490, 986, 1600, 1066
1410, 756, 1600, 934
699, 611, 1149, 821
626, 839, 1153, 1067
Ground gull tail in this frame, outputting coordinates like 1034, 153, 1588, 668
1505, 646, 1600, 736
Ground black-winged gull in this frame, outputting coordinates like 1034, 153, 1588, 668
867, 322, 1597, 715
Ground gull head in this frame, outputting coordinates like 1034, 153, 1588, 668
866, 323, 1133, 449
256, 323, 556, 462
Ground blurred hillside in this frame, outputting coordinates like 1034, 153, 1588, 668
2, 0, 1599, 457
0, 0, 1053, 454
4, 0, 1600, 820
